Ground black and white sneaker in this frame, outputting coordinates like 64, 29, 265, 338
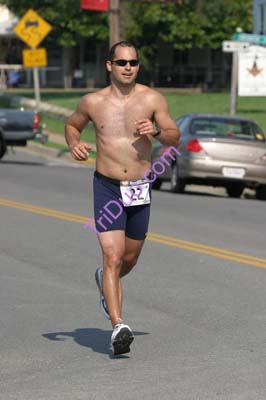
111, 323, 134, 356
95, 266, 110, 320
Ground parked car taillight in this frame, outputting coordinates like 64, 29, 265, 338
186, 139, 203, 152
33, 114, 40, 130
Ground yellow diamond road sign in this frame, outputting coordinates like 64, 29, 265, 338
14, 9, 52, 49
22, 48, 47, 68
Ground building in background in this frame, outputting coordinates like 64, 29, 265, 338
253, 0, 266, 34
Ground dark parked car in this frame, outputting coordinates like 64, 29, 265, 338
0, 108, 47, 159
151, 113, 266, 200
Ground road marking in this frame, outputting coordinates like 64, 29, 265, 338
0, 198, 87, 224
148, 232, 265, 262
1, 197, 266, 269
147, 235, 266, 269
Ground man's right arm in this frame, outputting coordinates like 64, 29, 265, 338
65, 96, 92, 161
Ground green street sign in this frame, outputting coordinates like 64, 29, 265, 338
234, 32, 266, 45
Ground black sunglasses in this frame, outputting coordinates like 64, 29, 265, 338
111, 59, 139, 67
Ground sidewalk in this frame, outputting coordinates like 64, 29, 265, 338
46, 130, 97, 152
22, 138, 96, 167
20, 128, 96, 166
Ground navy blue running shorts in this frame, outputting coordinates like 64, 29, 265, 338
93, 171, 151, 240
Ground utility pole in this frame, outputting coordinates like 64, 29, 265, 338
223, 38, 249, 116
33, 67, 41, 111
230, 51, 239, 115
109, 0, 120, 47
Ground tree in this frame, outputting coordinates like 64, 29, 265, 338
0, 0, 109, 86
0, 0, 254, 84
126, 0, 253, 69
0, 0, 109, 47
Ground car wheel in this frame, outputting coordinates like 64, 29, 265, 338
170, 164, 185, 193
152, 178, 162, 190
0, 135, 7, 159
226, 184, 244, 198
256, 185, 266, 200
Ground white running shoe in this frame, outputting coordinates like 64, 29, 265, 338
111, 323, 134, 356
95, 266, 110, 320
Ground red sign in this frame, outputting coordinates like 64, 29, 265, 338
81, 0, 109, 11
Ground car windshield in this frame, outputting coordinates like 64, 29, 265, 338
189, 118, 264, 141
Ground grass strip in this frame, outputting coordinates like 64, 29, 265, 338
42, 114, 96, 143
5, 90, 266, 132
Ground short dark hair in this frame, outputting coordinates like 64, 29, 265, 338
107, 41, 138, 61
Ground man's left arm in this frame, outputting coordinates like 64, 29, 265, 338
136, 92, 180, 147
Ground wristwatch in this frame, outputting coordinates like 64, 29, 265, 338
152, 126, 161, 137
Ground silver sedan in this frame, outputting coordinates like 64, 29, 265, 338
151, 113, 266, 199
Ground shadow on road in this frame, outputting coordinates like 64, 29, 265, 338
157, 187, 227, 198
42, 328, 149, 358
157, 185, 256, 200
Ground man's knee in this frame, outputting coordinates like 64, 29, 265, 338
103, 251, 123, 269
123, 253, 139, 269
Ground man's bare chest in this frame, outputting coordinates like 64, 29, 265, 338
91, 99, 153, 133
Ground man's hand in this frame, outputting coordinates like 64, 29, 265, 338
70, 142, 92, 161
135, 119, 156, 136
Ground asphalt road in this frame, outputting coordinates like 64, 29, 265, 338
1, 150, 266, 400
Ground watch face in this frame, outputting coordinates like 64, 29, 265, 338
153, 127, 161, 136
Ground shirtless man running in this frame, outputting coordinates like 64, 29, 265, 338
65, 41, 180, 356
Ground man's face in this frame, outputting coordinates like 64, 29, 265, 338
107, 46, 140, 85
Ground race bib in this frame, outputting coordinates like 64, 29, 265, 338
120, 179, 150, 207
